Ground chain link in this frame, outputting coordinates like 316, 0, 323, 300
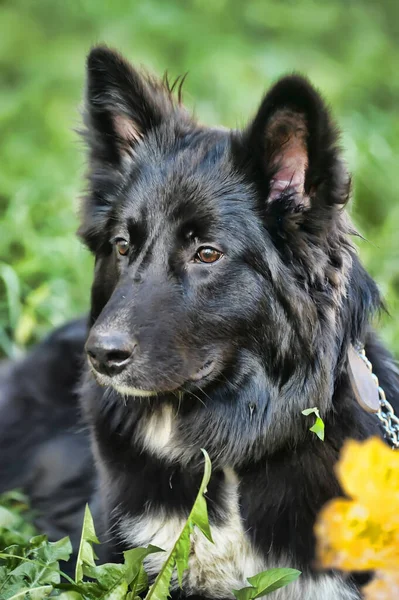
354, 343, 399, 449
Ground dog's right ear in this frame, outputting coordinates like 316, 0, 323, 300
84, 46, 174, 167
80, 47, 180, 252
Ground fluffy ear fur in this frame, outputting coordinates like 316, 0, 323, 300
80, 46, 186, 252
84, 46, 176, 167
241, 75, 351, 220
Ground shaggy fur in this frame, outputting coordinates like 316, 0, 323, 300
78, 47, 399, 598
1, 46, 399, 599
0, 319, 94, 553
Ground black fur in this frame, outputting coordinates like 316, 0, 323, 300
78, 47, 399, 597
0, 319, 95, 554
1, 46, 398, 599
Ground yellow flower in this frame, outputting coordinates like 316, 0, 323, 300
337, 438, 399, 525
316, 498, 399, 571
315, 438, 399, 573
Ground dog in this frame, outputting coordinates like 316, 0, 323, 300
1, 46, 399, 599
0, 318, 94, 553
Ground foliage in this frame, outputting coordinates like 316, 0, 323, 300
64, 502, 163, 600
301, 407, 325, 441
144, 448, 212, 600
0, 491, 37, 549
233, 568, 301, 599
0, 452, 300, 598
315, 437, 399, 599
0, 533, 72, 600
0, 0, 398, 357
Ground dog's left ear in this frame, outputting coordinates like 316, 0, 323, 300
241, 75, 350, 216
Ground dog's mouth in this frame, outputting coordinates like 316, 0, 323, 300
91, 359, 216, 397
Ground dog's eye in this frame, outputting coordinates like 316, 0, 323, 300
115, 239, 130, 256
194, 247, 223, 264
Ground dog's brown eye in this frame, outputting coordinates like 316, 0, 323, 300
195, 247, 223, 264
115, 239, 129, 256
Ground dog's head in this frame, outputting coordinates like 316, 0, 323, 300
80, 47, 379, 410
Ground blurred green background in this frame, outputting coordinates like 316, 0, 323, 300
0, 0, 398, 358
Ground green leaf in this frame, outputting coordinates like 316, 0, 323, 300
0, 534, 73, 600
11, 558, 60, 585
301, 407, 317, 416
75, 504, 100, 583
0, 263, 21, 331
1, 560, 59, 599
0, 506, 20, 528
123, 546, 164, 586
133, 566, 148, 595
310, 417, 325, 441
174, 527, 190, 588
102, 579, 128, 600
74, 531, 163, 598
144, 449, 213, 600
54, 580, 100, 598
6, 584, 53, 600
189, 451, 213, 544
58, 593, 84, 600
81, 544, 164, 598
233, 568, 301, 599
231, 586, 256, 600
28, 535, 48, 547
37, 536, 72, 563
0, 491, 37, 546
0, 490, 30, 506
301, 407, 325, 441
83, 563, 126, 588
247, 568, 302, 596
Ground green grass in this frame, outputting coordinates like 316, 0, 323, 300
0, 0, 398, 356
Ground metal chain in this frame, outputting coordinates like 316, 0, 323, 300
354, 343, 399, 449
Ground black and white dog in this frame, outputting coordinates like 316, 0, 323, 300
1, 47, 399, 599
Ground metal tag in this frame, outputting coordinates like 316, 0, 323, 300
348, 344, 380, 414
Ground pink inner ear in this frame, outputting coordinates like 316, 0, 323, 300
113, 114, 143, 154
267, 110, 309, 204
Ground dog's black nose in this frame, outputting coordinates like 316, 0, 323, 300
85, 331, 136, 376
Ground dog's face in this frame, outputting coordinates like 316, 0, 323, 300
80, 47, 377, 404
85, 133, 265, 396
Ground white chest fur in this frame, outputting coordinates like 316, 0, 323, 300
119, 468, 264, 597
118, 468, 358, 599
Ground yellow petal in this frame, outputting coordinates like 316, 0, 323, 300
315, 498, 399, 571
336, 438, 399, 522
